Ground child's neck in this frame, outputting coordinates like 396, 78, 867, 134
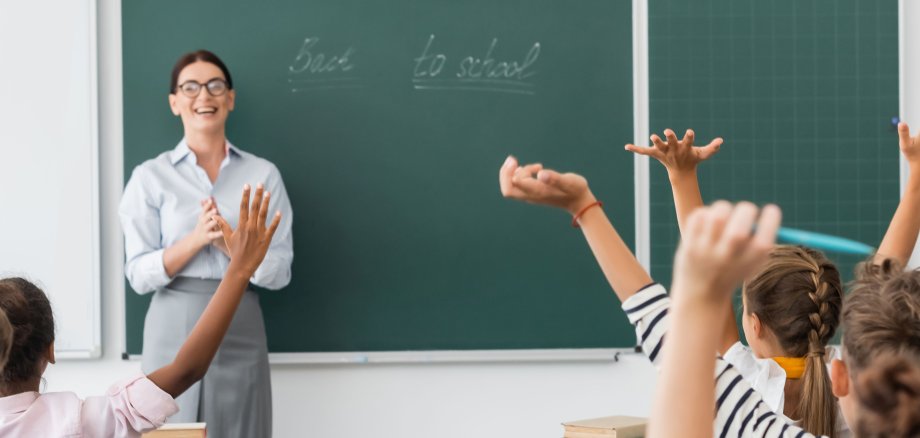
783, 378, 803, 420
0, 377, 41, 396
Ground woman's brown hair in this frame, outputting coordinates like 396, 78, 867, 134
169, 50, 234, 94
744, 245, 843, 437
0, 278, 54, 387
846, 259, 920, 437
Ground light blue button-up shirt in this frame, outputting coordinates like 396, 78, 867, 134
119, 139, 294, 293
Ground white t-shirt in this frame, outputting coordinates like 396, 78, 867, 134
723, 341, 850, 437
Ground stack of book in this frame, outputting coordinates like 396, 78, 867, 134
142, 423, 206, 438
561, 415, 646, 438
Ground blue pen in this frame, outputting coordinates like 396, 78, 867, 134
776, 227, 875, 256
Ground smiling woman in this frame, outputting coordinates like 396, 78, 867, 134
119, 50, 294, 438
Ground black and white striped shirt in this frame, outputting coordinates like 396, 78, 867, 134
621, 284, 823, 438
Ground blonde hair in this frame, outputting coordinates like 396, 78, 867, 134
744, 245, 843, 437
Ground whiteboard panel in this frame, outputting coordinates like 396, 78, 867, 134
0, 0, 101, 358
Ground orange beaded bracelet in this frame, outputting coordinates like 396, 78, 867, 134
571, 201, 603, 228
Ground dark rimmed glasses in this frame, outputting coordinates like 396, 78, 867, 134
176, 78, 229, 97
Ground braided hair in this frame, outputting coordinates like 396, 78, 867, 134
743, 245, 843, 438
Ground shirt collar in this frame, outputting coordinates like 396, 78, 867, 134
0, 391, 39, 415
169, 138, 242, 165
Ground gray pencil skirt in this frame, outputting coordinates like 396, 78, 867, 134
141, 277, 272, 438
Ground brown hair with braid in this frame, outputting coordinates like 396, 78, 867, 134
743, 245, 843, 438
846, 259, 920, 437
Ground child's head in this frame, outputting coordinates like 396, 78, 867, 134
741, 245, 843, 437
0, 308, 12, 371
0, 278, 55, 388
835, 259, 920, 435
852, 353, 920, 437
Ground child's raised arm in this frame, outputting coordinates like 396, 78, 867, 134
876, 122, 920, 266
499, 156, 652, 302
147, 184, 281, 398
649, 202, 780, 438
626, 129, 737, 352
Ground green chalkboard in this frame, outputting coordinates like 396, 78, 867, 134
648, 0, 900, 291
122, 0, 636, 354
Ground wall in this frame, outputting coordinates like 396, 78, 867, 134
42, 1, 659, 437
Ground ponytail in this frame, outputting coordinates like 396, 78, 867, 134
798, 349, 837, 437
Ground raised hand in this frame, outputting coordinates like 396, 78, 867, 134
672, 201, 780, 303
898, 122, 920, 167
148, 185, 282, 398
499, 155, 595, 215
215, 184, 281, 277
626, 129, 722, 175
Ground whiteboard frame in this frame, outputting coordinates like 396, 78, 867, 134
57, 0, 103, 359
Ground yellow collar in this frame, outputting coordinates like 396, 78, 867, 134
772, 356, 806, 379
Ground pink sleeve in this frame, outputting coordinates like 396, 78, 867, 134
81, 373, 179, 437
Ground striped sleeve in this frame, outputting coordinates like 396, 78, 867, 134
715, 359, 821, 438
621, 283, 670, 368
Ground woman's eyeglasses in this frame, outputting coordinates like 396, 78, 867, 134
176, 78, 229, 97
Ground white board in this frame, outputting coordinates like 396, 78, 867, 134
0, 0, 101, 358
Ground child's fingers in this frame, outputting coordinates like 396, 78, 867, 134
751, 204, 782, 250
683, 129, 695, 147
249, 184, 265, 227
238, 184, 251, 226
512, 172, 547, 195
696, 138, 723, 160
516, 163, 543, 178
716, 202, 758, 257
536, 169, 575, 193
664, 129, 680, 149
258, 192, 271, 230
499, 156, 519, 197
512, 164, 544, 189
898, 122, 913, 150
214, 215, 233, 249
266, 211, 282, 239
650, 134, 668, 151
625, 144, 664, 160
701, 200, 733, 248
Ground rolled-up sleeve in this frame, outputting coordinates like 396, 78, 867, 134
621, 283, 671, 369
120, 167, 172, 293
251, 164, 294, 290
82, 374, 179, 437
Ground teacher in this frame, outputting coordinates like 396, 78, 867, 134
119, 50, 293, 437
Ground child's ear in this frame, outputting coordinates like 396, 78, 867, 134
46, 342, 55, 365
751, 312, 764, 339
831, 358, 849, 398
